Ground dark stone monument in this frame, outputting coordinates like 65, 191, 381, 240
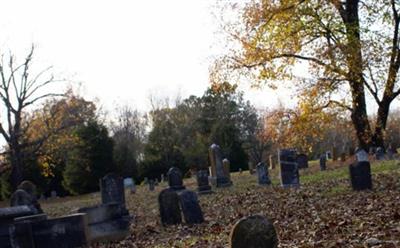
209, 144, 232, 187
375, 147, 385, 160
319, 154, 327, 171
279, 149, 299, 188
230, 215, 278, 248
10, 213, 89, 248
296, 154, 308, 169
256, 162, 271, 185
158, 188, 182, 226
149, 179, 155, 191
349, 148, 372, 191
196, 170, 212, 194
178, 190, 204, 224
167, 167, 185, 191
100, 173, 125, 207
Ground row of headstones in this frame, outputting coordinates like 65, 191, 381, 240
0, 173, 132, 248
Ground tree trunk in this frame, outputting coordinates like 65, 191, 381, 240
372, 100, 391, 148
10, 145, 23, 190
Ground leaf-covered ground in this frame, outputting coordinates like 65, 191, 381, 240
23, 161, 400, 247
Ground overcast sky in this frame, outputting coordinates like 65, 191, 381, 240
0, 0, 295, 113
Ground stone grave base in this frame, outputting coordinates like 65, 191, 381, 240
78, 203, 131, 243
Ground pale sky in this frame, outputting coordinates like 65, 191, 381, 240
0, 0, 292, 113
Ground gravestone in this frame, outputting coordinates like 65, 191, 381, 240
161, 174, 165, 182
10, 213, 89, 248
179, 190, 204, 224
349, 148, 372, 190
149, 179, 155, 191
222, 158, 232, 183
296, 154, 308, 169
355, 148, 369, 162
387, 147, 395, 160
0, 206, 36, 247
230, 215, 278, 248
279, 149, 300, 188
123, 177, 134, 188
269, 155, 275, 170
209, 144, 231, 187
319, 154, 327, 171
375, 147, 385, 160
155, 178, 159, 186
50, 190, 57, 198
144, 177, 149, 185
239, 168, 242, 174
196, 170, 212, 194
167, 167, 185, 190
248, 162, 255, 175
326, 151, 332, 160
158, 189, 182, 226
256, 162, 271, 185
100, 173, 125, 207
9, 190, 40, 214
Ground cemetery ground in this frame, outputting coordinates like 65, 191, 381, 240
2, 160, 399, 247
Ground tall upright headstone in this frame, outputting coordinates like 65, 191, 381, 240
256, 162, 271, 185
349, 148, 372, 190
296, 154, 308, 169
222, 158, 232, 183
196, 170, 212, 194
279, 149, 299, 188
319, 154, 327, 171
149, 179, 155, 191
209, 144, 232, 187
167, 167, 185, 190
100, 173, 125, 207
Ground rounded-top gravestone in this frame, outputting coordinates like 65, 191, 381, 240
16, 180, 43, 213
167, 167, 185, 190
230, 215, 278, 248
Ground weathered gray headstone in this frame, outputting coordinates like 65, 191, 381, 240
196, 170, 212, 194
230, 215, 278, 248
355, 148, 369, 162
319, 154, 327, 171
178, 190, 204, 224
279, 149, 299, 187
158, 189, 181, 226
296, 154, 308, 169
144, 177, 149, 185
100, 173, 125, 207
256, 162, 271, 185
167, 167, 185, 190
239, 168, 242, 174
375, 147, 385, 160
222, 158, 232, 184
161, 174, 165, 182
50, 190, 57, 198
209, 144, 231, 187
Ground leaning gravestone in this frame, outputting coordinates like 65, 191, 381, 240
319, 154, 327, 171
230, 215, 278, 248
167, 167, 186, 190
349, 148, 372, 190
209, 144, 232, 187
158, 188, 182, 226
196, 170, 212, 194
256, 162, 271, 185
222, 158, 232, 184
296, 154, 308, 169
375, 147, 385, 160
100, 173, 125, 207
179, 190, 204, 224
279, 149, 300, 188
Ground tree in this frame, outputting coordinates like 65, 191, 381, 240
111, 105, 147, 179
215, 0, 400, 149
63, 120, 114, 195
0, 47, 63, 189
